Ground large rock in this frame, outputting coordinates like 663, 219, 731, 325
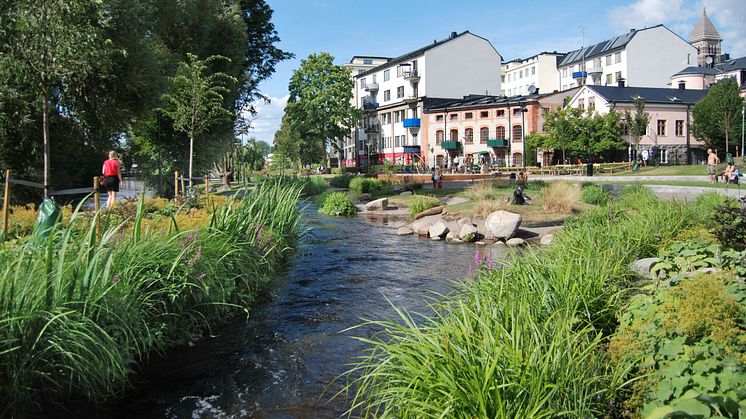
414, 205, 444, 220
428, 221, 449, 238
411, 215, 442, 236
457, 217, 472, 226
365, 197, 388, 211
506, 238, 526, 247
485, 210, 522, 240
540, 234, 555, 246
359, 193, 372, 202
629, 258, 662, 279
396, 227, 413, 236
459, 224, 479, 242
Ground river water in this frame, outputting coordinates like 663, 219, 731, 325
104, 204, 510, 418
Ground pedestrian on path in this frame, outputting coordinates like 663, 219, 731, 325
102, 150, 123, 210
642, 149, 649, 167
707, 148, 720, 184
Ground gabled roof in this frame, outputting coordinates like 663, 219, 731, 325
716, 56, 746, 72
579, 85, 707, 106
425, 92, 551, 113
559, 25, 683, 67
671, 66, 721, 77
689, 8, 721, 43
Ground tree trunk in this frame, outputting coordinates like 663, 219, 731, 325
188, 131, 194, 187
42, 94, 50, 198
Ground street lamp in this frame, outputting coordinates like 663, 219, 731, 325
741, 103, 744, 158
520, 101, 527, 168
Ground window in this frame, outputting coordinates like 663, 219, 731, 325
383, 69, 390, 81
615, 52, 621, 63
360, 78, 367, 88
588, 97, 595, 112
512, 125, 523, 142
615, 71, 622, 82
605, 55, 612, 65
397, 86, 404, 98
513, 108, 522, 115
519, 69, 523, 79
594, 57, 602, 68
449, 129, 458, 141
512, 152, 523, 166
396, 66, 404, 77
541, 107, 549, 115
507, 74, 511, 82
507, 89, 512, 96
363, 58, 373, 65
606, 74, 612, 85
383, 90, 390, 101
496, 110, 505, 117
436, 130, 444, 145
372, 74, 377, 83
675, 120, 684, 136
464, 128, 474, 144
382, 113, 391, 124
621, 120, 629, 135
562, 68, 568, 78
480, 127, 489, 143
480, 111, 489, 118
657, 120, 666, 136
394, 110, 404, 123
501, 75, 505, 83
496, 126, 506, 139
435, 114, 444, 121
450, 114, 458, 121
578, 99, 585, 111
531, 66, 536, 75
464, 112, 473, 119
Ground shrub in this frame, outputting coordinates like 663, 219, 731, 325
464, 182, 503, 201
541, 181, 581, 214
349, 177, 386, 195
581, 184, 610, 205
329, 174, 353, 189
318, 191, 358, 216
408, 195, 441, 217
711, 200, 746, 251
303, 175, 327, 196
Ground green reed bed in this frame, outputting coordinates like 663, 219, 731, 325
344, 186, 715, 418
0, 181, 302, 416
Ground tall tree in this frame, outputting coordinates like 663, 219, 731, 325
692, 78, 743, 154
284, 53, 360, 167
624, 98, 651, 156
3, 0, 109, 196
529, 108, 625, 161
161, 54, 236, 187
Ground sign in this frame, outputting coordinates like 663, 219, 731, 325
402, 145, 421, 154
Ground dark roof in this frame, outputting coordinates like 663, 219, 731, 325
560, 25, 674, 67
671, 66, 721, 77
425, 92, 550, 113
717, 56, 746, 72
357, 31, 497, 78
585, 85, 707, 105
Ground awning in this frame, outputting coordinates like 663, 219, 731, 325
475, 151, 490, 155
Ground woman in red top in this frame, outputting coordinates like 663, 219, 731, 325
102, 151, 123, 210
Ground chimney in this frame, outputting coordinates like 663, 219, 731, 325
617, 78, 626, 87
678, 81, 686, 90
450, 31, 457, 39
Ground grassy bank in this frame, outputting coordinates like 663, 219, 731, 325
0, 180, 302, 416
344, 186, 731, 417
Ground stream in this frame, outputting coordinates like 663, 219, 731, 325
103, 204, 512, 418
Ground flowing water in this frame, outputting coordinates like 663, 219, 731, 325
103, 204, 511, 418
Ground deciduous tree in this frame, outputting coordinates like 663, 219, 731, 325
693, 78, 743, 154
624, 98, 651, 155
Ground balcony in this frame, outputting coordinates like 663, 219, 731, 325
403, 70, 420, 83
441, 141, 461, 150
402, 118, 420, 128
403, 96, 419, 105
487, 138, 509, 148
364, 124, 380, 133
364, 82, 379, 92
587, 67, 603, 75
362, 100, 379, 110
572, 71, 587, 79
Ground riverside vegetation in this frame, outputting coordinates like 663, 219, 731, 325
0, 180, 302, 416
344, 187, 746, 418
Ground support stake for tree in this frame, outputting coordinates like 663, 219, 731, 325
2, 170, 11, 240
174, 171, 179, 198
93, 176, 101, 239
204, 174, 209, 206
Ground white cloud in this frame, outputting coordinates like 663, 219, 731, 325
704, 0, 746, 56
608, 0, 695, 33
240, 95, 289, 146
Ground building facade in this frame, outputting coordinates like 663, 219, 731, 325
558, 25, 697, 90
343, 31, 502, 168
567, 85, 708, 164
501, 52, 564, 97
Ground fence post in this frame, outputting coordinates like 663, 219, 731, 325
180, 174, 186, 199
204, 174, 209, 202
174, 171, 179, 198
93, 176, 101, 238
2, 170, 10, 240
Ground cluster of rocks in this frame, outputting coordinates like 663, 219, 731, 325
397, 209, 555, 247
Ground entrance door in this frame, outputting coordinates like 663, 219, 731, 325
435, 155, 444, 168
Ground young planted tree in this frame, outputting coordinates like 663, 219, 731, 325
624, 98, 651, 158
3, 0, 109, 196
692, 78, 743, 155
284, 53, 360, 167
161, 54, 236, 187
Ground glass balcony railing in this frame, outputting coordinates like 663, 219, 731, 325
403, 118, 420, 128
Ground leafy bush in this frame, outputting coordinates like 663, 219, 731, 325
711, 201, 746, 251
349, 177, 385, 194
329, 174, 353, 188
541, 181, 581, 214
318, 191, 358, 216
408, 195, 441, 217
581, 184, 610, 205
650, 239, 721, 279
303, 175, 327, 195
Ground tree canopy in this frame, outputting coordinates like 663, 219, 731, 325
693, 78, 743, 154
624, 98, 651, 152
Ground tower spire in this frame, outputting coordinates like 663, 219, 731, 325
689, 7, 722, 66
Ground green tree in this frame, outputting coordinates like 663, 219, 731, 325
692, 78, 743, 154
624, 98, 651, 156
284, 53, 360, 167
161, 54, 237, 187
2, 0, 109, 196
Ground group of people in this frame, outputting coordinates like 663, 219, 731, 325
707, 148, 740, 184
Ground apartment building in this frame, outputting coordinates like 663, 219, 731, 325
344, 31, 502, 167
558, 25, 697, 90
566, 85, 708, 163
501, 52, 564, 97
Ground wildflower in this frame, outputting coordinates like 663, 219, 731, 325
112, 273, 121, 284
196, 272, 206, 281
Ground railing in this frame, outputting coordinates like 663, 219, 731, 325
365, 82, 379, 92
441, 141, 461, 150
403, 118, 421, 128
364, 124, 380, 133
586, 67, 603, 74
403, 70, 420, 82
572, 71, 587, 79
363, 101, 379, 110
487, 138, 509, 147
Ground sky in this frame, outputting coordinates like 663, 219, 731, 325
246, 0, 746, 146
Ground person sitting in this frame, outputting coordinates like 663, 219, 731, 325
517, 171, 528, 185
723, 163, 737, 184
510, 185, 531, 205
508, 172, 517, 183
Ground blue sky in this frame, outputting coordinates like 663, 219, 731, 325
247, 0, 746, 145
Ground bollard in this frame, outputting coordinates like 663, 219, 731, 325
174, 171, 179, 198
93, 176, 101, 238
2, 170, 10, 240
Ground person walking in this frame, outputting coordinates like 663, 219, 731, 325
707, 148, 720, 184
641, 149, 649, 167
102, 150, 123, 210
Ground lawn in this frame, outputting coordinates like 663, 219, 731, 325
611, 164, 724, 176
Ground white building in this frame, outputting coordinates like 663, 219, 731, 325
714, 56, 746, 95
501, 52, 564, 97
343, 31, 502, 167
558, 25, 697, 90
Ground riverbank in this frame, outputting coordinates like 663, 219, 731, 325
0, 181, 302, 416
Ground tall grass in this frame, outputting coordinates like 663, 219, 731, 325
344, 186, 703, 417
541, 181, 581, 214
0, 180, 302, 416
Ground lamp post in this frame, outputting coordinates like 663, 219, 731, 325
520, 100, 527, 168
741, 103, 744, 158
